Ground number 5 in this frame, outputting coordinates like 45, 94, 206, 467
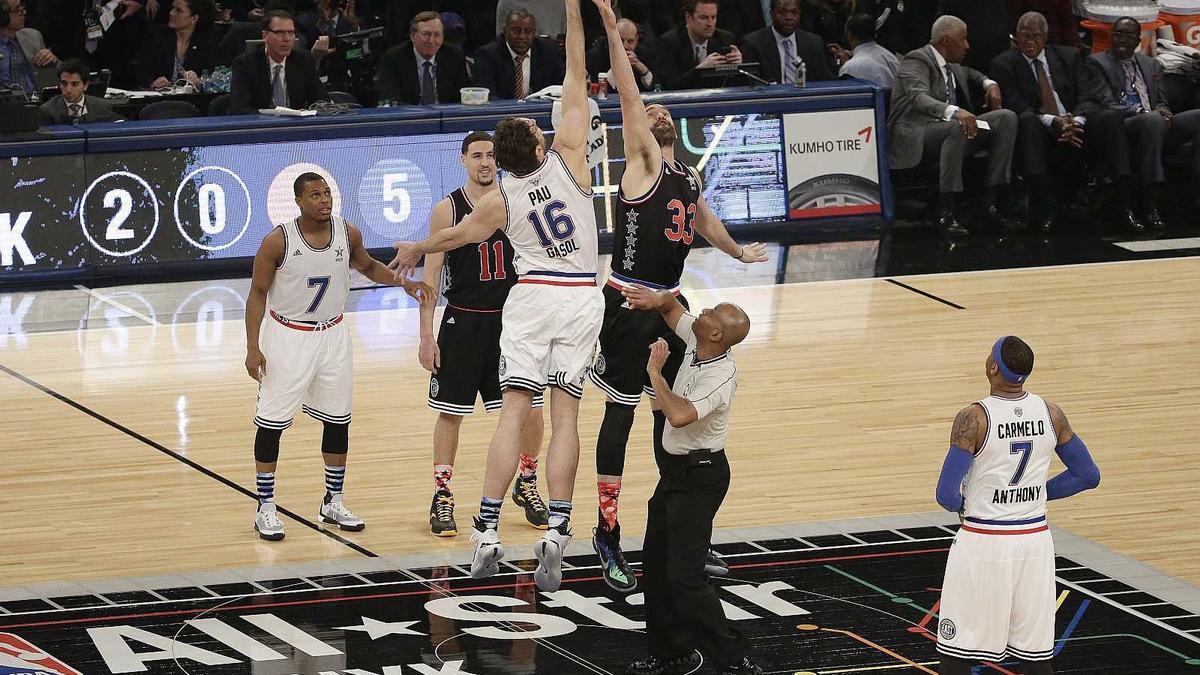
1009, 441, 1033, 485
383, 173, 412, 224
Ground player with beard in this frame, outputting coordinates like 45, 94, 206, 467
420, 131, 550, 538
588, 0, 770, 592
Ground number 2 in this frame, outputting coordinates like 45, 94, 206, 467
104, 188, 134, 241
478, 240, 507, 282
306, 276, 330, 314
1009, 441, 1033, 485
665, 198, 695, 244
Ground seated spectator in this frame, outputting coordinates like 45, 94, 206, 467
377, 10, 469, 104
137, 0, 219, 89
829, 11, 899, 90
656, 0, 741, 91
1008, 0, 1077, 47
1088, 16, 1200, 229
990, 11, 1100, 231
472, 8, 563, 100
888, 15, 1018, 237
495, 0, 563, 39
741, 0, 833, 84
586, 17, 655, 91
229, 9, 329, 111
296, 0, 357, 46
38, 58, 121, 123
0, 0, 57, 96
802, 0, 853, 47
936, 0, 1012, 76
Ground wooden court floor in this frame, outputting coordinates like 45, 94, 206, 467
2, 257, 1197, 589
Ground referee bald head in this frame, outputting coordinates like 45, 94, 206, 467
694, 302, 750, 349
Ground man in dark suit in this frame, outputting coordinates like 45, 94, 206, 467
377, 10, 469, 104
229, 10, 329, 112
471, 7, 564, 100
655, 0, 741, 91
741, 0, 833, 84
888, 15, 1018, 237
990, 11, 1106, 231
1088, 16, 1200, 229
37, 58, 120, 123
585, 17, 654, 91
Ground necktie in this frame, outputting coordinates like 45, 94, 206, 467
69, 103, 82, 122
694, 43, 705, 64
1032, 59, 1059, 115
944, 65, 957, 106
781, 38, 795, 84
1123, 59, 1150, 112
514, 53, 527, 100
271, 64, 286, 107
421, 60, 436, 104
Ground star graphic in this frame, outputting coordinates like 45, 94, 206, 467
626, 210, 640, 224
623, 259, 635, 270
335, 617, 425, 640
624, 244, 636, 258
335, 247, 345, 258
626, 223, 638, 235
687, 176, 698, 191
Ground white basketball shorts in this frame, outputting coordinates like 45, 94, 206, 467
498, 282, 603, 399
254, 313, 353, 430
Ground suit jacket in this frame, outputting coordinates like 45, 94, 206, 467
471, 37, 564, 100
37, 94, 120, 124
136, 25, 220, 87
13, 28, 57, 87
655, 26, 738, 91
585, 38, 655, 91
229, 47, 329, 113
1087, 51, 1170, 117
990, 45, 1096, 118
1007, 0, 1078, 46
376, 41, 471, 104
739, 26, 834, 84
295, 12, 355, 45
888, 45, 989, 169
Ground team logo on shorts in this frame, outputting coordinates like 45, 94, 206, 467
498, 356, 507, 377
595, 354, 607, 375
1014, 406, 1024, 418
939, 618, 957, 640
430, 377, 440, 397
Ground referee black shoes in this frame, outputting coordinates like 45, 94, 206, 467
705, 548, 730, 577
722, 656, 762, 674
624, 650, 702, 675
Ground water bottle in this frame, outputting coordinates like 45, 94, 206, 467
597, 73, 609, 99
796, 58, 807, 87
200, 69, 211, 93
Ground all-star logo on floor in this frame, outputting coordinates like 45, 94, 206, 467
0, 633, 82, 675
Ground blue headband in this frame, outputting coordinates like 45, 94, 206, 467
992, 336, 1029, 384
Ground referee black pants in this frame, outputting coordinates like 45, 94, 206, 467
642, 413, 746, 667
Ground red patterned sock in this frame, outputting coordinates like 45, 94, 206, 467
518, 453, 538, 480
598, 480, 621, 531
434, 464, 453, 492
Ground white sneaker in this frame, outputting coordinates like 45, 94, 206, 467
254, 503, 285, 541
319, 493, 365, 531
469, 517, 505, 578
533, 523, 573, 591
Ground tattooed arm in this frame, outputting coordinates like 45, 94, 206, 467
949, 403, 987, 454
1045, 400, 1100, 499
936, 403, 985, 513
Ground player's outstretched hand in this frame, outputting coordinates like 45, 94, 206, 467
620, 284, 663, 310
646, 338, 669, 373
591, 0, 616, 26
419, 335, 441, 374
737, 242, 770, 264
389, 242, 421, 280
402, 279, 436, 306
245, 348, 266, 382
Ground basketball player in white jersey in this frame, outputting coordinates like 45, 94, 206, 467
246, 172, 433, 541
390, 0, 602, 592
934, 336, 1100, 674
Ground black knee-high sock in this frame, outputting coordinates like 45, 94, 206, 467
1021, 660, 1054, 675
938, 656, 972, 675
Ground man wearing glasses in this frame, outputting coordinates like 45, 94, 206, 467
0, 0, 58, 97
229, 8, 328, 113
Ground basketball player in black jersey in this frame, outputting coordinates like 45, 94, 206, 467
420, 131, 549, 537
589, 0, 770, 593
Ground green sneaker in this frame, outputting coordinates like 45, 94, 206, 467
593, 524, 637, 592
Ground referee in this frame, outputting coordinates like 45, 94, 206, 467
620, 284, 760, 675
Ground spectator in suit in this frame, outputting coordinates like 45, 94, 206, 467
586, 17, 655, 91
937, 0, 1012, 76
888, 15, 1018, 237
0, 0, 57, 95
376, 10, 469, 104
656, 0, 741, 91
990, 11, 1103, 231
1008, 0, 1077, 47
829, 11, 899, 90
137, 0, 219, 89
472, 7, 564, 100
741, 0, 833, 84
495, 0, 563, 39
38, 58, 120, 123
296, 0, 358, 46
1088, 16, 1200, 229
229, 10, 329, 112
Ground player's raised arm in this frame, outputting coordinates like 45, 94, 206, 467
244, 227, 284, 381
593, 0, 658, 181
550, 0, 590, 189
390, 190, 507, 278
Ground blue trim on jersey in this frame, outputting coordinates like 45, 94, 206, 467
523, 270, 596, 278
964, 515, 1047, 526
609, 271, 673, 289
992, 335, 1030, 384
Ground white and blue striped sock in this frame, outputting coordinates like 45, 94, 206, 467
548, 500, 572, 529
325, 465, 345, 497
256, 472, 275, 506
479, 496, 503, 529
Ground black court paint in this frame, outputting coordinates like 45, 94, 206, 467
0, 362, 378, 558
1, 531, 1197, 674
886, 278, 966, 309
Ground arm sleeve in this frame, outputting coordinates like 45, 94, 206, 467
935, 445, 974, 512
1046, 435, 1100, 500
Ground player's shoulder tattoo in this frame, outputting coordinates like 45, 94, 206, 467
950, 404, 983, 451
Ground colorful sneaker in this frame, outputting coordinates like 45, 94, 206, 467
469, 517, 504, 578
593, 524, 637, 592
319, 492, 365, 531
705, 548, 729, 577
533, 521, 573, 591
254, 503, 284, 541
429, 489, 457, 537
511, 475, 549, 529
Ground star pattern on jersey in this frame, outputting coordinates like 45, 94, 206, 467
622, 209, 639, 271
626, 222, 638, 236
626, 210, 640, 224
334, 247, 345, 261
335, 617, 425, 640
686, 174, 698, 191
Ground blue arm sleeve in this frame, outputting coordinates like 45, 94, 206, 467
935, 445, 974, 512
1047, 434, 1101, 500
